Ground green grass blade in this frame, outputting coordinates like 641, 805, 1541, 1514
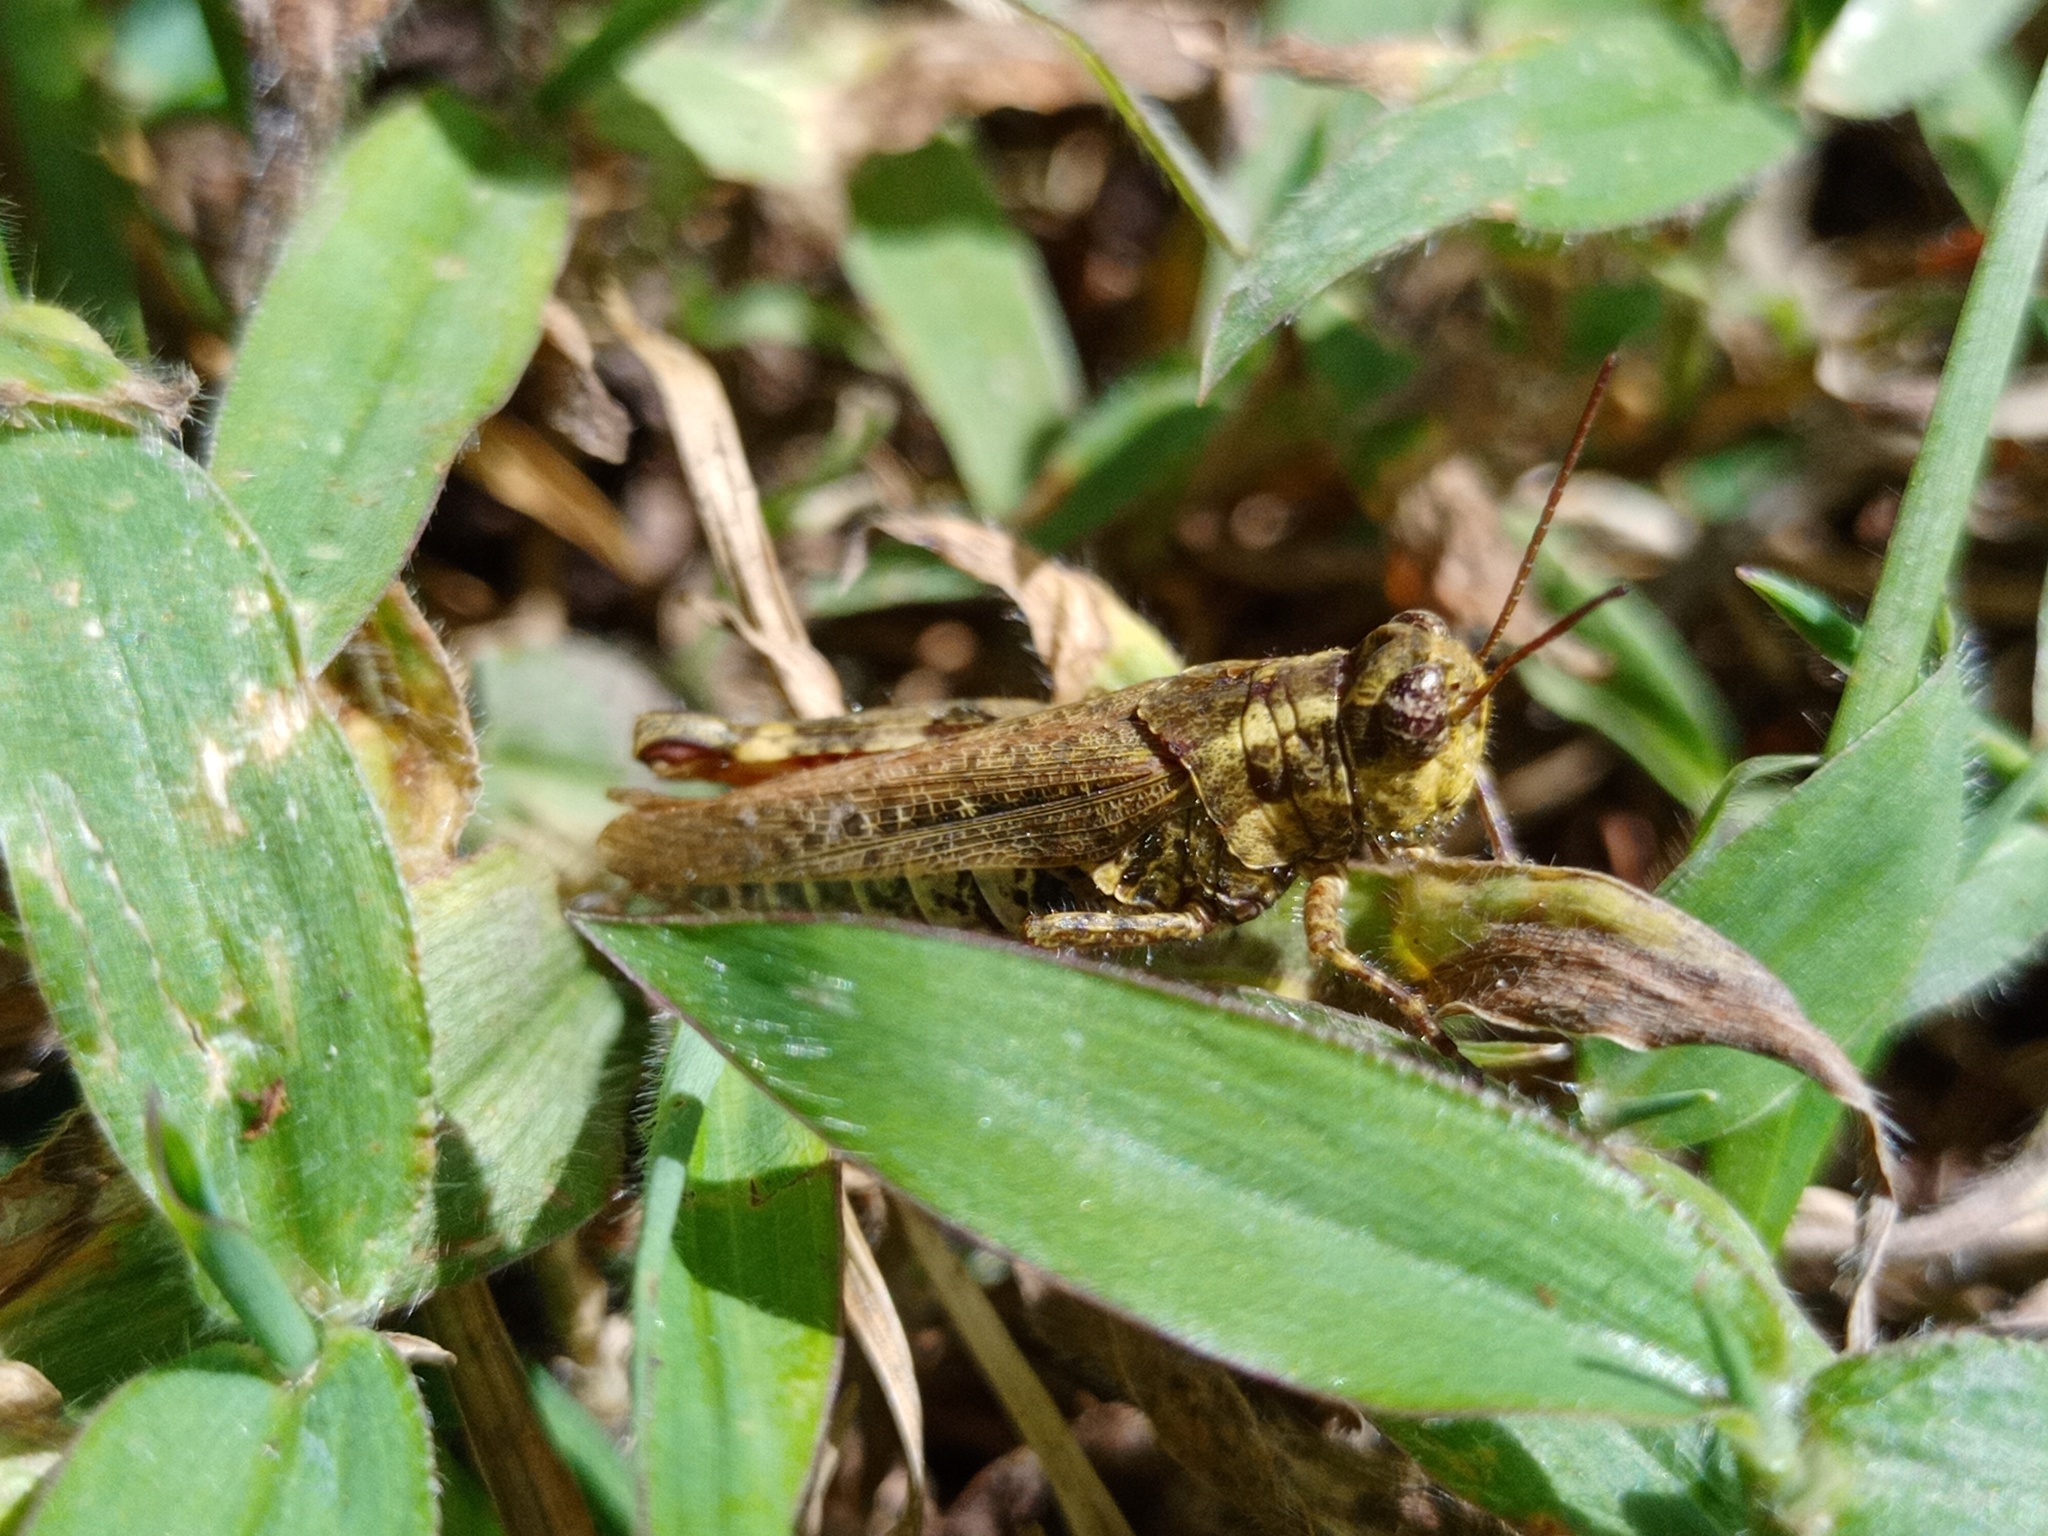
1007, 0, 1248, 257
0, 0, 144, 350
22, 1331, 434, 1535
1588, 661, 1967, 1240
538, 0, 707, 117
146, 1100, 320, 1376
1802, 0, 2035, 119
842, 138, 1082, 519
208, 93, 571, 665
0, 432, 436, 1313
629, 1027, 839, 1535
1828, 56, 2048, 750
579, 916, 1816, 1420
1201, 18, 1797, 393
528, 1368, 635, 1536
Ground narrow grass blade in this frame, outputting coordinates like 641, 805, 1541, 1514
0, 0, 144, 350
578, 917, 1816, 1420
1828, 56, 2048, 750
539, 0, 708, 115
630, 1028, 840, 1535
209, 93, 571, 664
1007, 0, 1247, 257
21, 1331, 434, 1535
0, 433, 436, 1312
145, 1100, 319, 1376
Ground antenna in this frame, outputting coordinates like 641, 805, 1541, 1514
1449, 583, 1628, 727
1475, 353, 1619, 668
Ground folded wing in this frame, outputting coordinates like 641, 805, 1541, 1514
599, 694, 1191, 887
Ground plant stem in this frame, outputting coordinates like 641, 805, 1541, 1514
416, 1280, 598, 1536
1830, 55, 2048, 750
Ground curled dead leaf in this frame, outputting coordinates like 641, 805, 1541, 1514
873, 512, 1180, 701
603, 285, 847, 720
320, 586, 481, 882
1360, 853, 1899, 1348
456, 414, 645, 583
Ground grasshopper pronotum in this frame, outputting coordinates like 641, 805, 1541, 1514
600, 361, 1626, 1057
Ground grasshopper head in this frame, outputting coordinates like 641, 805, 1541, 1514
1337, 611, 1491, 841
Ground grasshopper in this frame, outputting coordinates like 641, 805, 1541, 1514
600, 362, 1625, 1057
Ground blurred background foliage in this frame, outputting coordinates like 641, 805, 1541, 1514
4, 0, 2048, 1532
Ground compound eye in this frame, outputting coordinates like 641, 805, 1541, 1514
1375, 664, 1447, 755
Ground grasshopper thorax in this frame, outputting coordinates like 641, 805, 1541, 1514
1338, 610, 1492, 845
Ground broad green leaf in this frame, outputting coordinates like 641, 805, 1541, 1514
0, 1114, 215, 1402
108, 0, 228, 118
578, 918, 1812, 1419
1203, 18, 1797, 390
0, 432, 435, 1312
843, 139, 1082, 518
1905, 820, 2048, 1017
616, 28, 843, 190
22, 1330, 433, 1536
1519, 557, 1737, 814
0, 0, 144, 350
1389, 1418, 1745, 1536
629, 1028, 839, 1535
1024, 360, 1218, 551
1803, 0, 2036, 119
403, 845, 636, 1291
1829, 57, 2048, 748
209, 93, 571, 665
1588, 661, 1967, 1240
1920, 53, 2030, 227
0, 301, 194, 434
1791, 1335, 2048, 1536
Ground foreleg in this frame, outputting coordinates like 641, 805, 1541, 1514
1302, 872, 1467, 1065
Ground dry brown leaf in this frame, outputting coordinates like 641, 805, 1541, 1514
872, 513, 1179, 703
514, 301, 634, 465
603, 285, 846, 719
841, 1195, 929, 1536
0, 1113, 161, 1330
1188, 33, 1467, 104
320, 586, 481, 883
849, 6, 1211, 161
457, 414, 644, 583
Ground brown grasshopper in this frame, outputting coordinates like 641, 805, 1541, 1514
600, 362, 1625, 1057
